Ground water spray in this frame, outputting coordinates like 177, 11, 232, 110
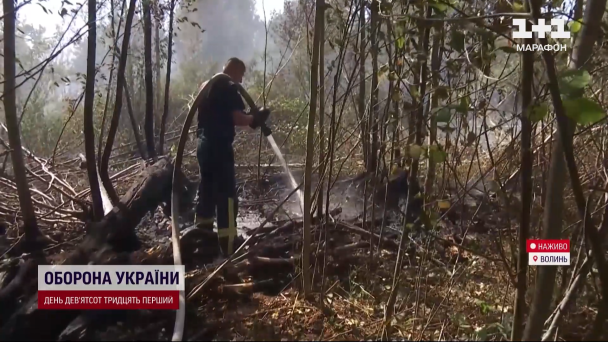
234, 83, 304, 214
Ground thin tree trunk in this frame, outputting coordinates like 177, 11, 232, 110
367, 0, 379, 173
409, 5, 431, 180
316, 0, 326, 219
302, 0, 324, 298
124, 82, 146, 159
154, 5, 162, 142
99, 0, 138, 204
83, 0, 104, 221
159, 0, 175, 155
556, 0, 584, 304
511, 5, 534, 339
97, 0, 126, 163
143, 0, 156, 160
423, 23, 443, 198
2, 0, 41, 246
357, 0, 368, 168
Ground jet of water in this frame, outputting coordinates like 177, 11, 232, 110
265, 134, 304, 215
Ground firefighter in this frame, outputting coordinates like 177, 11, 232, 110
195, 57, 271, 256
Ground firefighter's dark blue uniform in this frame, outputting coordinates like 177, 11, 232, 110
195, 76, 244, 254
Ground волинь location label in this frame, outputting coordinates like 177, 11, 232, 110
527, 239, 570, 266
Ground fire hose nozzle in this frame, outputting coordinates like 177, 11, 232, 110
261, 123, 272, 137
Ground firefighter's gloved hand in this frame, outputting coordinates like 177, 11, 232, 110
250, 107, 271, 129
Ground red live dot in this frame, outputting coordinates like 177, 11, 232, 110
526, 239, 570, 253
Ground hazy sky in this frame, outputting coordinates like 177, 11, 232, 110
18, 0, 285, 36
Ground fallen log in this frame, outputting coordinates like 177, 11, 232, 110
0, 157, 193, 341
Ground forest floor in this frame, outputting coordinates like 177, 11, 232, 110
0, 155, 595, 341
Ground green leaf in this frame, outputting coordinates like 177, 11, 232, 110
569, 20, 582, 33
410, 86, 420, 100
563, 97, 605, 125
558, 69, 591, 96
436, 108, 451, 123
428, 145, 447, 163
457, 96, 470, 113
450, 31, 465, 52
409, 144, 423, 159
396, 36, 405, 50
528, 102, 549, 123
512, 2, 525, 12
429, 0, 448, 12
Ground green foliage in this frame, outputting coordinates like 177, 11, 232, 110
428, 145, 447, 163
569, 20, 582, 33
408, 144, 423, 159
512, 1, 525, 12
428, 0, 448, 12
435, 108, 451, 123
528, 103, 549, 123
554, 69, 605, 125
406, 144, 447, 164
563, 97, 605, 125
558, 69, 591, 96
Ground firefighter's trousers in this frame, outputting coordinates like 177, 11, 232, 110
195, 135, 239, 255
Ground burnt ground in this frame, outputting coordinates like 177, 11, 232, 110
0, 158, 597, 341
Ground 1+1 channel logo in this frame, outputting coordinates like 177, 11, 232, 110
526, 239, 570, 266
512, 18, 571, 52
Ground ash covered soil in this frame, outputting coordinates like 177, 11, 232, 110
134, 165, 400, 250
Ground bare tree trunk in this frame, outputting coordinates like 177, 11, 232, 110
511, 5, 534, 339
99, 0, 138, 204
124, 82, 146, 159
316, 0, 326, 219
83, 0, 104, 221
159, 0, 175, 155
523, 0, 608, 339
302, 0, 324, 298
367, 0, 379, 173
2, 0, 42, 247
97, 0, 126, 163
423, 23, 443, 198
357, 0, 368, 168
556, 0, 584, 304
409, 5, 431, 180
143, 0, 156, 160
154, 4, 162, 142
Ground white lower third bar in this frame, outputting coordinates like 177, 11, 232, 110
529, 252, 570, 266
